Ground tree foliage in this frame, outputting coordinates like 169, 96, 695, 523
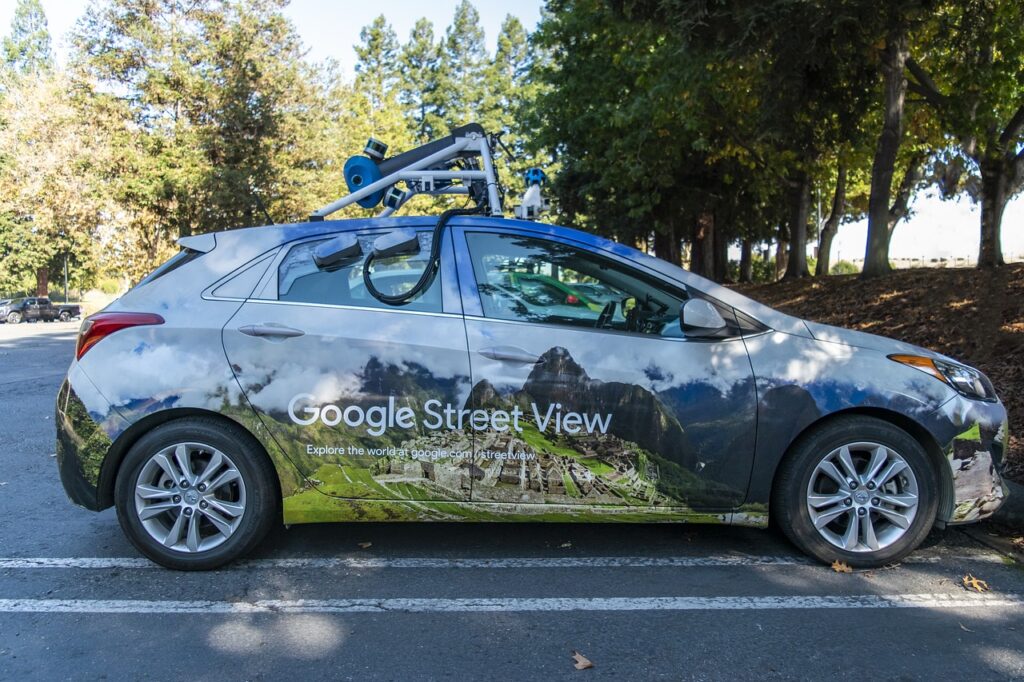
0, 0, 1020, 296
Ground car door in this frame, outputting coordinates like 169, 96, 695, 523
455, 226, 758, 511
23, 298, 37, 321
222, 226, 474, 503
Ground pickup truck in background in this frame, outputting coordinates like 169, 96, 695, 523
0, 297, 82, 324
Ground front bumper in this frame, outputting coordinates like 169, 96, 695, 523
928, 395, 1010, 524
55, 366, 128, 511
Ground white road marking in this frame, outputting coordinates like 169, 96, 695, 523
0, 593, 1020, 614
0, 552, 1006, 570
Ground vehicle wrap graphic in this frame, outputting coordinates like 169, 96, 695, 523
52, 217, 1008, 531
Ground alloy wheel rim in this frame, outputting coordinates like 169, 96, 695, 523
805, 441, 919, 553
134, 442, 246, 554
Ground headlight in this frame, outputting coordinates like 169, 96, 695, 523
889, 354, 997, 401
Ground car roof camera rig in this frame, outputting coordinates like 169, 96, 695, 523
308, 124, 549, 306
309, 123, 507, 222
514, 167, 549, 221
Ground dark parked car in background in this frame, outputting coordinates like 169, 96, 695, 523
0, 297, 81, 324
1, 297, 57, 324
55, 303, 82, 322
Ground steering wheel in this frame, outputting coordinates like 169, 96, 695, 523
595, 301, 617, 329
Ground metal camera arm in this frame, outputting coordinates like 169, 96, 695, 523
309, 123, 503, 221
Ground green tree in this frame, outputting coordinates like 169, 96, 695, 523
71, 0, 325, 278
0, 72, 108, 295
435, 0, 487, 126
399, 18, 441, 141
355, 15, 400, 118
905, 0, 1024, 268
2, 0, 52, 76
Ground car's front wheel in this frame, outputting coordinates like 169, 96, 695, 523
115, 418, 278, 570
6, 312, 21, 324
773, 415, 939, 567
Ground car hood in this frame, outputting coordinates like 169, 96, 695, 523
803, 320, 944, 358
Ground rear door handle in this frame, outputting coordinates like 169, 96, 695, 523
478, 346, 540, 364
238, 324, 305, 339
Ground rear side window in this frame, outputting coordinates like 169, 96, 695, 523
276, 232, 442, 313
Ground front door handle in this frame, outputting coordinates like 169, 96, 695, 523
238, 323, 305, 339
478, 346, 541, 364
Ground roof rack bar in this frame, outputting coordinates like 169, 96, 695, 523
476, 136, 502, 217
310, 137, 472, 220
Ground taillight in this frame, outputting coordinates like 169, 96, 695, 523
76, 312, 165, 360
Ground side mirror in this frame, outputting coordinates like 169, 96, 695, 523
371, 229, 421, 258
680, 298, 727, 337
313, 234, 361, 269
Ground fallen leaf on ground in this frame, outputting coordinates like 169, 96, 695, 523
1012, 537, 1024, 552
962, 574, 990, 592
572, 651, 593, 670
357, 542, 372, 549
831, 560, 853, 573
560, 541, 572, 548
959, 622, 974, 632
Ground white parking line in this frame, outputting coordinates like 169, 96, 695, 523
0, 552, 1007, 570
0, 593, 1020, 614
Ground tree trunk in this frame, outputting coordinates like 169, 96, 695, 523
783, 169, 811, 280
35, 267, 49, 297
653, 224, 682, 266
978, 157, 1008, 268
863, 30, 909, 279
689, 213, 714, 277
712, 224, 729, 282
815, 163, 846, 276
739, 239, 753, 283
774, 220, 789, 281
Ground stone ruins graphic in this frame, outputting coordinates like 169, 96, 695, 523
361, 346, 731, 507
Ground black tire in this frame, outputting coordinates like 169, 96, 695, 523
772, 415, 939, 568
7, 312, 21, 324
115, 417, 279, 570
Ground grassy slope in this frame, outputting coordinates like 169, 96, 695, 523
734, 263, 1024, 483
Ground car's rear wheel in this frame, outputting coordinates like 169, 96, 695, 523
773, 416, 939, 567
115, 418, 278, 570
59, 311, 70, 322
7, 312, 21, 324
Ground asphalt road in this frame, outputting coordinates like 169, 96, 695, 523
1, 320, 1023, 680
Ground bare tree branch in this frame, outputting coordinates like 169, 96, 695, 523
999, 103, 1024, 147
905, 58, 948, 109
889, 152, 926, 229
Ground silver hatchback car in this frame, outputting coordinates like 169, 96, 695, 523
56, 216, 1009, 569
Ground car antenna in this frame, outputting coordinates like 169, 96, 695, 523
248, 178, 275, 226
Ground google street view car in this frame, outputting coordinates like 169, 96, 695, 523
56, 125, 1009, 570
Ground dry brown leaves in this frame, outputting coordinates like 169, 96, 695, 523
962, 574, 990, 592
571, 651, 594, 670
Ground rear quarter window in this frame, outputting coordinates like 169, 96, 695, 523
277, 233, 442, 313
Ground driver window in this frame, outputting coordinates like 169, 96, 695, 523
465, 232, 688, 337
